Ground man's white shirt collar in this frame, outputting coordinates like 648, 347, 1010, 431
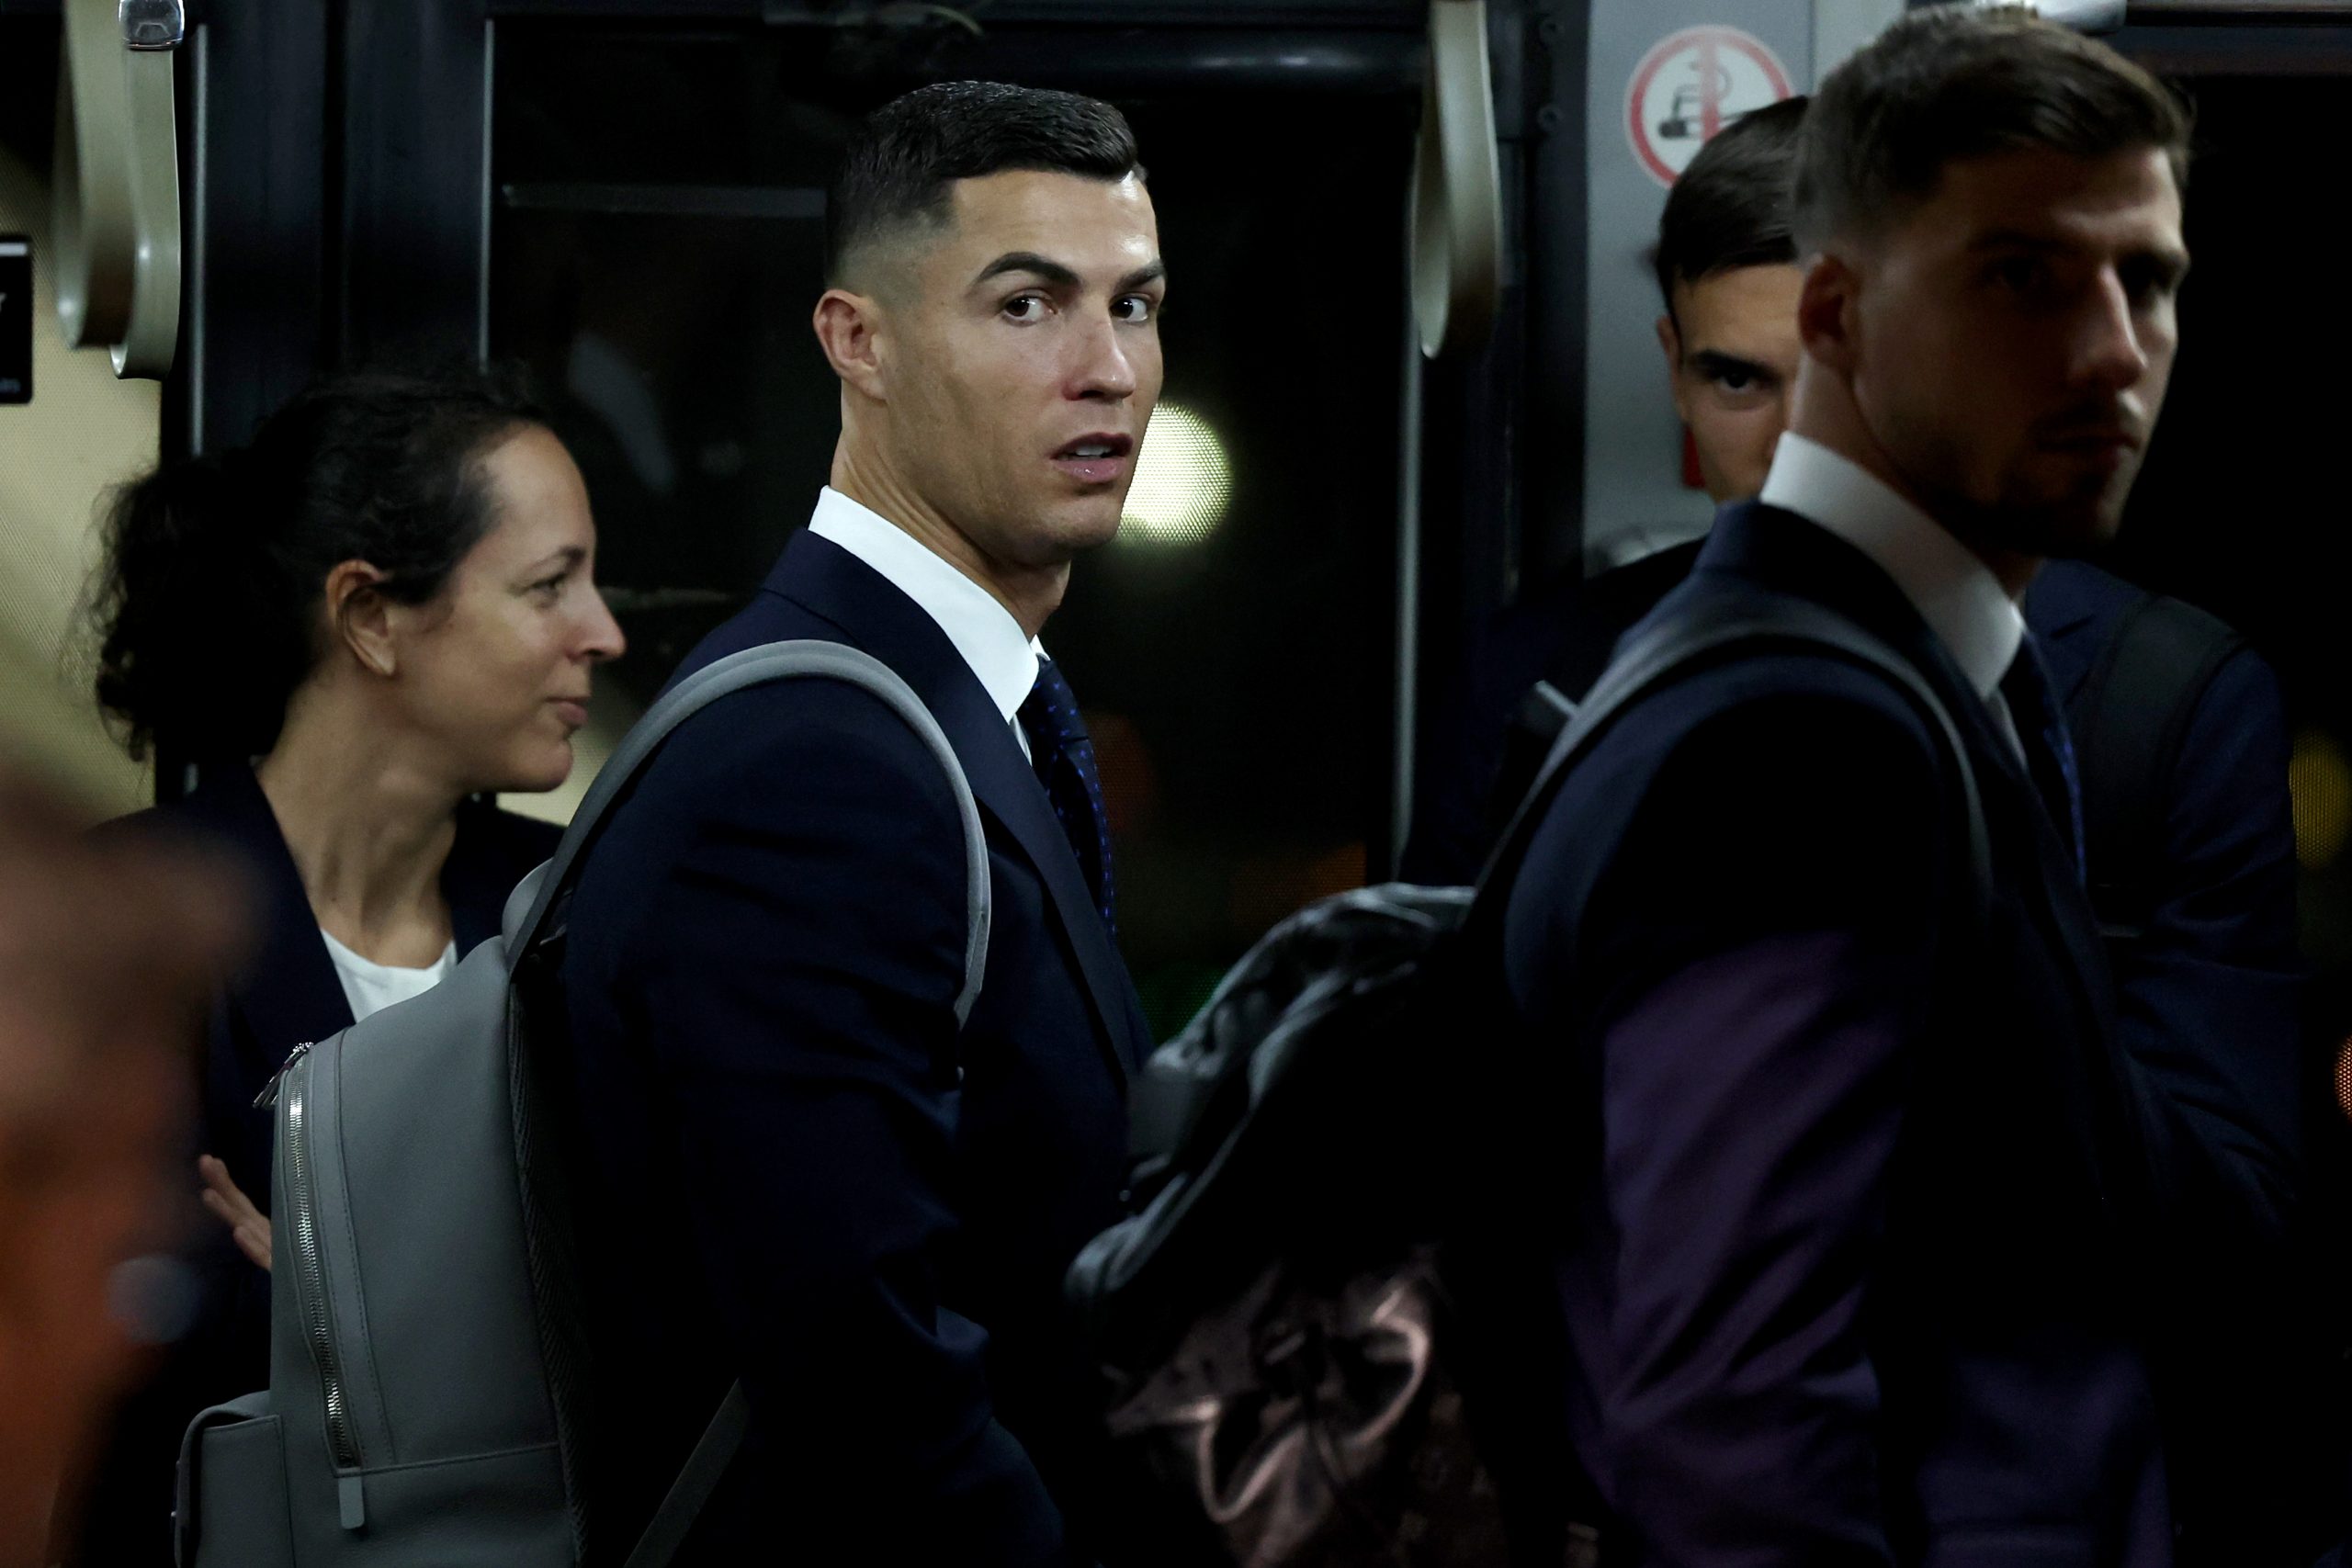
1758, 433, 2024, 705
806, 486, 1042, 727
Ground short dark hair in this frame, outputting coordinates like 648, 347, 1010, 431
89, 367, 546, 763
1794, 6, 2190, 254
1654, 96, 1810, 318
825, 81, 1143, 286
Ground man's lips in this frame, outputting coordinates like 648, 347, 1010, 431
1050, 433, 1136, 486
552, 699, 590, 729
2040, 427, 2142, 452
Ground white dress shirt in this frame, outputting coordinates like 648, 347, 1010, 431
320, 930, 456, 1023
1758, 433, 2030, 761
807, 487, 1043, 757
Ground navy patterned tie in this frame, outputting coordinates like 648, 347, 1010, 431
1998, 634, 2086, 886
1017, 657, 1117, 938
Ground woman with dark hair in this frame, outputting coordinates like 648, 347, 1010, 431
62, 369, 624, 1567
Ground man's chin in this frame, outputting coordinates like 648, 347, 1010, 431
2005, 502, 2128, 561
1044, 501, 1128, 558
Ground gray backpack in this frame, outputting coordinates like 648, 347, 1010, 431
174, 640, 993, 1567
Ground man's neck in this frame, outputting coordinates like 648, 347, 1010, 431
1785, 381, 2041, 602
829, 447, 1067, 639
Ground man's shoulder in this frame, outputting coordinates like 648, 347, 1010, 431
2027, 557, 2238, 659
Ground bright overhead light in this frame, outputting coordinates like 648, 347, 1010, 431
1121, 402, 1231, 547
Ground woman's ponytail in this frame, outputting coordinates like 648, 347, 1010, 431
89, 448, 308, 762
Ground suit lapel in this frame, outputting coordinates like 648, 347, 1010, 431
767, 531, 1144, 1083
2021, 562, 2105, 707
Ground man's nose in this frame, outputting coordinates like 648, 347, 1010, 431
1070, 311, 1138, 401
2074, 270, 2152, 393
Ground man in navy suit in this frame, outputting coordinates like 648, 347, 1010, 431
1501, 13, 2253, 1561
559, 83, 1163, 1564
1416, 75, 2322, 1562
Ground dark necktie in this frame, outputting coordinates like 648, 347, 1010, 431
1017, 657, 1118, 938
1998, 634, 2086, 885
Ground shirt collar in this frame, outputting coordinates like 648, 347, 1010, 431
1758, 432, 2024, 703
806, 487, 1042, 724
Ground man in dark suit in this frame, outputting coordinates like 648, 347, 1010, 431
1501, 13, 2231, 1560
559, 83, 1164, 1564
1418, 63, 2324, 1560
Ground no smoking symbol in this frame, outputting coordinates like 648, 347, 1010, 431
1626, 26, 1795, 187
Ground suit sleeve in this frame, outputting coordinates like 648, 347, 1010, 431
1537, 686, 1947, 1566
602, 682, 1072, 1564
2112, 644, 2304, 1247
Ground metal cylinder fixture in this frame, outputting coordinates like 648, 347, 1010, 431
121, 0, 187, 51
1410, 0, 1503, 361
51, 0, 183, 379
2034, 0, 2128, 28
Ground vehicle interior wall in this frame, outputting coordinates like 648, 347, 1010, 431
0, 16, 155, 818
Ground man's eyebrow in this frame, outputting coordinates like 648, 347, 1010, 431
1688, 348, 1772, 379
1116, 260, 1168, 294
1969, 227, 2192, 276
972, 252, 1081, 290
1968, 230, 2072, 254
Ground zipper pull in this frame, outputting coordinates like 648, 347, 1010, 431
254, 1042, 314, 1111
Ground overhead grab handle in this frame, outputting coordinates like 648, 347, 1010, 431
1410, 0, 1502, 362
52, 0, 184, 381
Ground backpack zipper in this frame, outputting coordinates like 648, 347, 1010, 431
281, 1046, 368, 1526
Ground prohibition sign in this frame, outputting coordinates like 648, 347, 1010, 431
1626, 26, 1795, 188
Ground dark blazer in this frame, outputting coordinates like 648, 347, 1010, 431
1501, 503, 2174, 1564
558, 529, 1148, 1567
68, 764, 555, 1568
2030, 560, 2324, 1562
1420, 542, 2322, 1559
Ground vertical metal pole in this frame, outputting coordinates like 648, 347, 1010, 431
1394, 224, 1425, 872
184, 21, 207, 453
476, 16, 494, 365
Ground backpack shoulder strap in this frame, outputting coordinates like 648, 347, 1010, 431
510, 640, 994, 1568
1473, 593, 1993, 930
2064, 592, 2244, 937
621, 1382, 750, 1568
514, 638, 992, 1026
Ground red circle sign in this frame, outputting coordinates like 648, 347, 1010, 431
1626, 27, 1796, 188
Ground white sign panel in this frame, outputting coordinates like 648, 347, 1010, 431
1626, 26, 1797, 187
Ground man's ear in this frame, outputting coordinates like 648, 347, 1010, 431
1655, 311, 1692, 423
325, 560, 398, 680
1796, 252, 1860, 377
813, 287, 890, 403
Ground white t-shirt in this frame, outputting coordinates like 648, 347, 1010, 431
320, 928, 458, 1023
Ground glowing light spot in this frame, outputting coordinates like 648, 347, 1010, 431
1120, 403, 1231, 547
2290, 728, 2352, 870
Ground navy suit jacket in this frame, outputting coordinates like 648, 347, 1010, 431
2028, 562, 2325, 1560
1502, 503, 2177, 1565
70, 766, 554, 1567
558, 529, 1148, 1566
